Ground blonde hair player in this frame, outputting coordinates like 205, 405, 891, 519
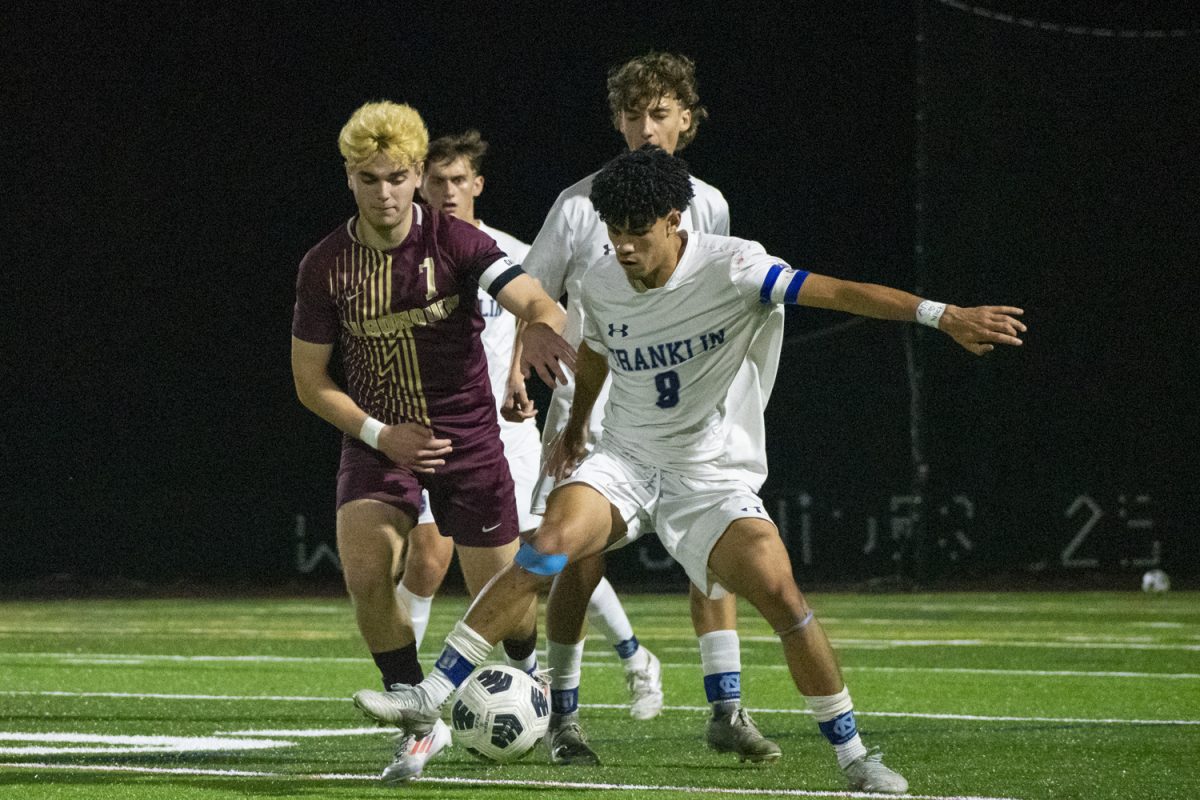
353, 145, 1026, 793
291, 101, 573, 785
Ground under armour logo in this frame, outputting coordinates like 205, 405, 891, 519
608, 323, 629, 337
603, 244, 613, 255
740, 506, 763, 514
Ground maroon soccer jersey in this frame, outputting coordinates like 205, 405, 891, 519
292, 204, 523, 435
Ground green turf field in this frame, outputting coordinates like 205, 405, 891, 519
1, 591, 1196, 799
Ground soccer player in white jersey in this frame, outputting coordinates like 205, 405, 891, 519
353, 145, 1027, 794
395, 130, 542, 663
522, 51, 778, 764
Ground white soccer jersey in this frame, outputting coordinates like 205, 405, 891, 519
580, 232, 804, 485
476, 222, 535, 436
523, 171, 730, 349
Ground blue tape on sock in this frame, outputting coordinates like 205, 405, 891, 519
614, 636, 640, 660
704, 671, 741, 702
434, 645, 476, 688
514, 542, 567, 575
818, 710, 859, 745
551, 688, 579, 715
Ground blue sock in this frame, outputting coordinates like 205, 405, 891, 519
551, 688, 579, 715
434, 645, 477, 688
614, 635, 640, 660
704, 671, 742, 706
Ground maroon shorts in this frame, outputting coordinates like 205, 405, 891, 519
336, 427, 518, 548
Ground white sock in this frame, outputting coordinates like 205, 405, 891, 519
505, 650, 539, 674
547, 639, 585, 716
395, 582, 433, 652
699, 629, 742, 708
806, 686, 868, 768
587, 577, 636, 647
425, 620, 496, 707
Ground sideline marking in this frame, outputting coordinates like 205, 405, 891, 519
0, 761, 1024, 800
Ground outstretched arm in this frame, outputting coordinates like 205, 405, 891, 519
545, 342, 608, 480
496, 273, 576, 387
290, 337, 452, 472
797, 274, 1026, 355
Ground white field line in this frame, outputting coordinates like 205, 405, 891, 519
0, 761, 1024, 800
749, 638, 1200, 651
0, 626, 342, 639
2, 690, 1197, 726
4, 651, 1199, 680
0, 731, 294, 755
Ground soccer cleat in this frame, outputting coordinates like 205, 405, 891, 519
380, 717, 451, 785
626, 649, 664, 720
706, 707, 782, 763
353, 684, 441, 737
843, 747, 908, 794
546, 716, 601, 765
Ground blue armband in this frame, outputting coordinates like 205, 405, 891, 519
514, 542, 568, 576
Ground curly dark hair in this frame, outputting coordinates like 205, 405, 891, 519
589, 145, 694, 232
607, 52, 708, 151
425, 129, 488, 175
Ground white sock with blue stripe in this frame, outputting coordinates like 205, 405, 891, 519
699, 629, 742, 714
806, 686, 868, 768
547, 639, 585, 720
423, 620, 495, 708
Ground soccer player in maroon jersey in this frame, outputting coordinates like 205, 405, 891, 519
290, 101, 572, 784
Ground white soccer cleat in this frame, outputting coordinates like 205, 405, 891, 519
353, 684, 441, 736
381, 717, 451, 784
626, 649, 664, 720
843, 748, 908, 794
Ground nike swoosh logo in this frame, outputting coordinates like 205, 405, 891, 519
482, 523, 502, 533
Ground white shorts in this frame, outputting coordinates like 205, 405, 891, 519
559, 441, 775, 598
418, 419, 543, 533
531, 374, 611, 514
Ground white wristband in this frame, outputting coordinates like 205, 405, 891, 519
916, 300, 946, 329
359, 416, 386, 449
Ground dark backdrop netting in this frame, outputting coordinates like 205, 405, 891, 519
4, 2, 1196, 585
763, 1, 1199, 583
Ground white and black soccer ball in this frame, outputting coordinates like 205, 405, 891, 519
1141, 569, 1171, 594
450, 665, 550, 762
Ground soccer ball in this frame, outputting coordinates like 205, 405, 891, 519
450, 665, 550, 762
1141, 569, 1170, 593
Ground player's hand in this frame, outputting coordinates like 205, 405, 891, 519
938, 305, 1026, 355
377, 422, 452, 473
544, 425, 588, 481
520, 322, 576, 388
500, 371, 537, 423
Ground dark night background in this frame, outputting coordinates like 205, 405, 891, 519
3, 1, 1197, 590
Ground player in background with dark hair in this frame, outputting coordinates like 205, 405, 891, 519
394, 130, 542, 653
521, 50, 780, 765
353, 145, 1026, 794
402, 132, 673, 722
291, 102, 572, 785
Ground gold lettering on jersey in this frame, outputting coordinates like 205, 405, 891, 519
419, 257, 437, 300
342, 295, 461, 338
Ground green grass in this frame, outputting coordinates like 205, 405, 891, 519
1, 591, 1197, 799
